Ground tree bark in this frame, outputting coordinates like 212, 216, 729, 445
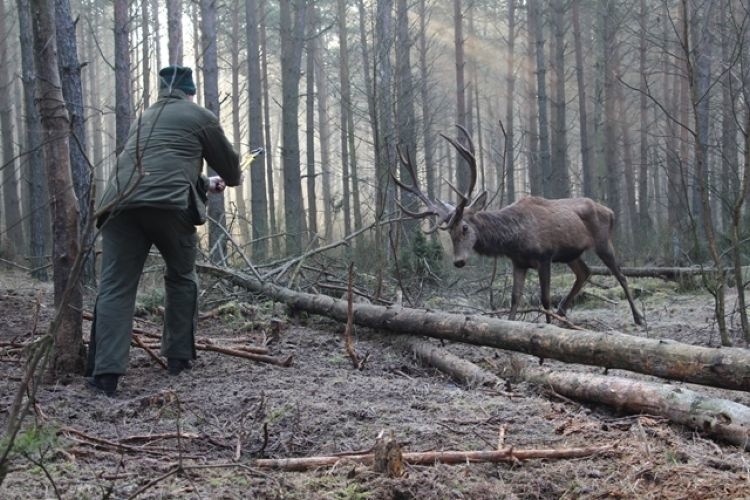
313, 23, 333, 242
548, 0, 569, 199
524, 367, 750, 450
529, 0, 551, 197
114, 0, 132, 155
17, 0, 49, 280
453, 0, 470, 193
247, 0, 269, 259
55, 0, 94, 284
336, 0, 353, 239
198, 263, 750, 392
525, 0, 541, 196
0, 0, 24, 258
637, 0, 652, 238
141, 0, 151, 107
200, 0, 228, 264
572, 0, 593, 199
398, 337, 502, 387
279, 0, 308, 255
305, 10, 318, 245
260, 0, 279, 255
417, 0, 435, 204
229, 0, 251, 248
30, 0, 85, 375
504, 0, 517, 204
602, 0, 620, 227
167, 0, 183, 65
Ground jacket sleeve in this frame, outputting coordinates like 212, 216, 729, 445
197, 110, 241, 186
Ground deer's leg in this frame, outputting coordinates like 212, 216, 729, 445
557, 258, 591, 317
538, 260, 553, 323
509, 264, 528, 321
596, 244, 646, 326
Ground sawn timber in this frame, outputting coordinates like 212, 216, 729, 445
197, 263, 750, 392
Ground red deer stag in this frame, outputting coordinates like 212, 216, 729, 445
393, 127, 645, 326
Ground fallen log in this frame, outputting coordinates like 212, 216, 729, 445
523, 367, 750, 450
397, 337, 502, 388
197, 263, 750, 392
252, 443, 615, 471
589, 265, 750, 282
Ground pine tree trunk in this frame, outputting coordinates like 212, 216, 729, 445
114, 0, 132, 154
548, 0, 568, 199
0, 0, 24, 258
395, 0, 418, 245
167, 0, 183, 65
504, 0, 517, 204
141, 0, 151, 107
637, 0, 652, 238
572, 0, 593, 199
229, 0, 250, 248
200, 0, 227, 264
56, 0, 95, 284
30, 0, 85, 375
260, 0, 279, 255
525, 0, 541, 196
305, 13, 318, 245
529, 0, 551, 197
280, 0, 308, 255
336, 0, 353, 239
313, 25, 333, 242
17, 0, 49, 280
453, 0, 470, 193
418, 0, 436, 203
246, 0, 269, 259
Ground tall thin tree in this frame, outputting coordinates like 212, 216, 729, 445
167, 0, 183, 64
114, 0, 132, 154
56, 0, 94, 283
0, 0, 24, 258
30, 0, 85, 374
200, 0, 228, 263
279, 0, 308, 255
17, 0, 49, 280
247, 0, 269, 259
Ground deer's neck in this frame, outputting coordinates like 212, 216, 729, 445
469, 209, 526, 257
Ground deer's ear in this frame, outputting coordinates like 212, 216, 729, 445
469, 191, 488, 210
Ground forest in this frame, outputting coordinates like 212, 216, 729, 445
1, 0, 750, 498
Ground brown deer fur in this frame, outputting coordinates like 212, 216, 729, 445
393, 126, 645, 326
450, 196, 645, 325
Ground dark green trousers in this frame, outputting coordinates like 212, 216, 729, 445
89, 207, 198, 376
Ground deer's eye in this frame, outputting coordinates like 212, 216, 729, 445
462, 224, 469, 234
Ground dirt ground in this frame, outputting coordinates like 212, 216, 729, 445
1, 265, 750, 499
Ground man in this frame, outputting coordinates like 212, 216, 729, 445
86, 65, 241, 396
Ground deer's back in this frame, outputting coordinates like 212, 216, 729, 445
474, 196, 613, 263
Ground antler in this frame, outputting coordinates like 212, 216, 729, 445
391, 146, 451, 233
440, 124, 478, 228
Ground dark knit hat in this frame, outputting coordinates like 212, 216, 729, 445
159, 65, 196, 95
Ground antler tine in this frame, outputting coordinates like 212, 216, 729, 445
395, 199, 438, 219
393, 145, 448, 219
440, 130, 478, 200
439, 126, 479, 227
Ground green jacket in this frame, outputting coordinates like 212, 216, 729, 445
98, 89, 240, 225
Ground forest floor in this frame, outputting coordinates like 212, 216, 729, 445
1, 263, 750, 499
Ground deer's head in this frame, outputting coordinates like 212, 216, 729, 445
393, 126, 487, 267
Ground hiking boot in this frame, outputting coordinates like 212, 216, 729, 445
85, 374, 119, 396
167, 358, 192, 376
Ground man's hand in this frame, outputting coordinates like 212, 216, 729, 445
208, 176, 227, 194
